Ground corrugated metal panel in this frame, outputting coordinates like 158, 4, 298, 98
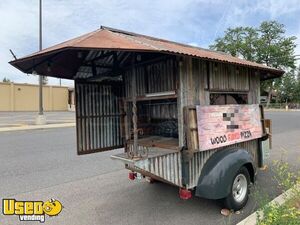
124, 139, 258, 189
186, 139, 258, 188
187, 150, 216, 188
128, 148, 183, 187
11, 26, 283, 79
75, 81, 124, 154
236, 139, 259, 164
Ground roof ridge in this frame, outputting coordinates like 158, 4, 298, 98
101, 25, 231, 57
101, 26, 283, 71
71, 28, 102, 46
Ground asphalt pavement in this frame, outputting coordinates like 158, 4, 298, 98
0, 111, 299, 225
0, 111, 75, 127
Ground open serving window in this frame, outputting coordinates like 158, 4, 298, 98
123, 57, 179, 156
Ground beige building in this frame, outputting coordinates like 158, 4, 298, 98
0, 82, 72, 111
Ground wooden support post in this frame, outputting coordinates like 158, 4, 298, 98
131, 54, 138, 157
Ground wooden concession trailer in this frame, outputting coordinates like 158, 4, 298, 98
11, 26, 284, 210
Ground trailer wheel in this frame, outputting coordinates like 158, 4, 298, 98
223, 166, 250, 211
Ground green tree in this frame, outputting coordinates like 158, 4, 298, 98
210, 27, 258, 61
2, 77, 11, 83
42, 76, 48, 85
296, 65, 300, 82
210, 21, 297, 107
277, 71, 297, 103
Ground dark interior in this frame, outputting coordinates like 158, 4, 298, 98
137, 98, 178, 138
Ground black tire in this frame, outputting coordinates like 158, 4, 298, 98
223, 166, 250, 211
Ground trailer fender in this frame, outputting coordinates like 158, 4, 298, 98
195, 148, 255, 200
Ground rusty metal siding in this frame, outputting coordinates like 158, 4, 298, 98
14, 26, 283, 80
75, 81, 123, 154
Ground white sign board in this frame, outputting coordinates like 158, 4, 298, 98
196, 104, 263, 151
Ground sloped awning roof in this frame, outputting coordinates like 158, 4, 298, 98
10, 26, 284, 80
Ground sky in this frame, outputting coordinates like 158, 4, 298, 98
1, 0, 300, 87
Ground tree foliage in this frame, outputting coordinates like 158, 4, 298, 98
210, 26, 258, 61
42, 76, 48, 85
277, 70, 300, 103
210, 21, 297, 105
2, 77, 11, 83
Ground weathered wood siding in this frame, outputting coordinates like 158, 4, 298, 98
178, 57, 260, 106
178, 56, 261, 162
124, 58, 177, 98
123, 58, 178, 138
209, 61, 250, 91
248, 71, 260, 104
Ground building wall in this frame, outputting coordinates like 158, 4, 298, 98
0, 83, 11, 111
0, 82, 69, 111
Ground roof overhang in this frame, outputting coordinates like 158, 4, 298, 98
10, 26, 285, 80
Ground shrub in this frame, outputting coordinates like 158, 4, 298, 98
256, 160, 300, 225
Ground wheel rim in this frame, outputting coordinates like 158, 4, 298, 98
232, 174, 247, 203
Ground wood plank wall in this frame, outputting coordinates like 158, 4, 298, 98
124, 58, 177, 98
178, 56, 261, 154
123, 55, 261, 152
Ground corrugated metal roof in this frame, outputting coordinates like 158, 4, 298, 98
10, 26, 284, 77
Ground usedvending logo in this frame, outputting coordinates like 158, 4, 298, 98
2, 198, 63, 223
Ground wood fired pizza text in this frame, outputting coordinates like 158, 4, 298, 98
210, 130, 252, 145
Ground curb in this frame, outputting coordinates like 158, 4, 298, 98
236, 185, 298, 225
264, 109, 300, 112
0, 123, 75, 132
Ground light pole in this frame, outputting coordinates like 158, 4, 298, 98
35, 0, 46, 124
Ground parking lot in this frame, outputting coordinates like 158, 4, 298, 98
0, 111, 299, 225
0, 111, 75, 128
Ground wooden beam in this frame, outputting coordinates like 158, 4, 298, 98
86, 69, 124, 81
24, 51, 62, 73
82, 63, 114, 69
91, 51, 114, 62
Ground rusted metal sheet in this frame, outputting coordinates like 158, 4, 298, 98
75, 81, 124, 154
196, 104, 263, 151
10, 26, 283, 80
